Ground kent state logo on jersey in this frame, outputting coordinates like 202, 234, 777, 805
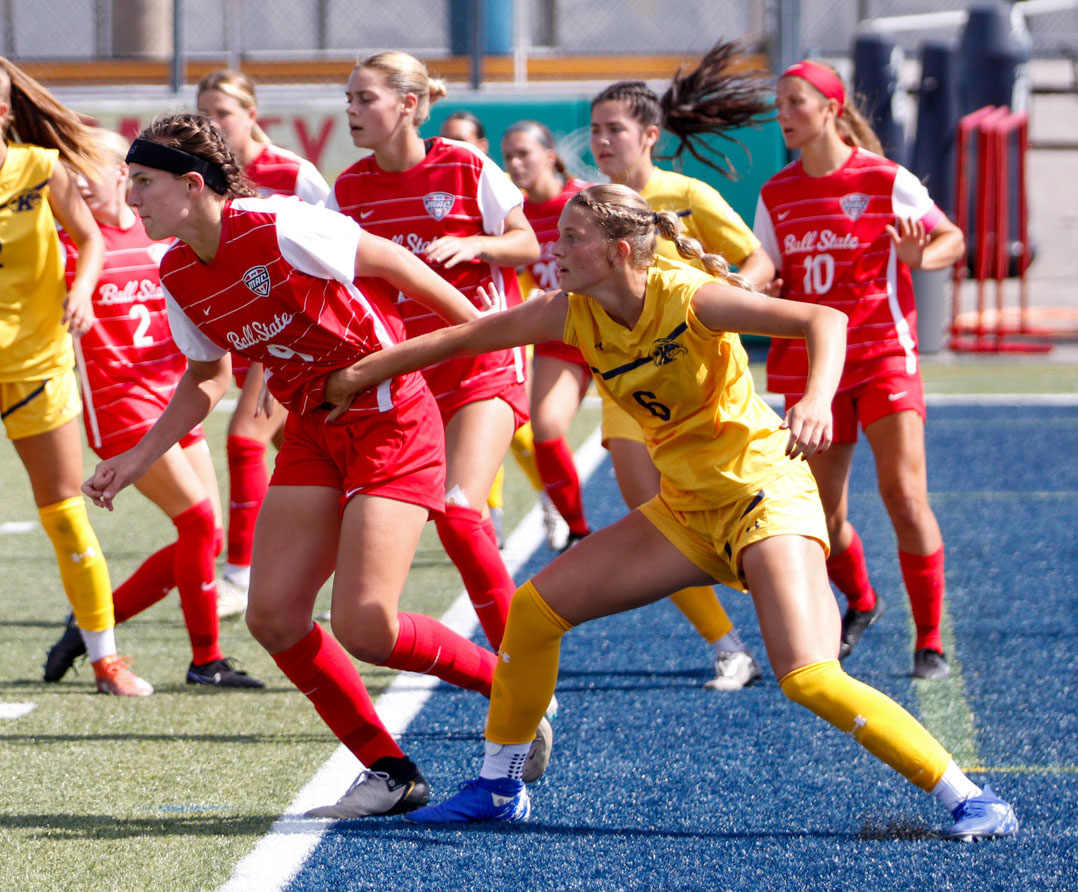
1, 184, 45, 214
649, 337, 687, 366
242, 265, 272, 297
423, 192, 455, 221
840, 193, 870, 221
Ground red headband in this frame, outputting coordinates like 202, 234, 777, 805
782, 61, 845, 115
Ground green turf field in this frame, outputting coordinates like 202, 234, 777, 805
1, 359, 1073, 891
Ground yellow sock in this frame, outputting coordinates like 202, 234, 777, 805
509, 422, 544, 493
668, 586, 734, 644
39, 497, 115, 632
487, 464, 505, 511
780, 659, 950, 792
487, 580, 573, 745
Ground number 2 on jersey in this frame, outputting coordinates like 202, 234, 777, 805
128, 303, 154, 347
802, 253, 835, 295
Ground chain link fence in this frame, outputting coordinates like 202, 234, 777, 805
2, 1, 1075, 87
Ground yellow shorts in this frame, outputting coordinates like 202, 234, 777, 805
0, 369, 82, 440
599, 389, 645, 447
638, 460, 829, 591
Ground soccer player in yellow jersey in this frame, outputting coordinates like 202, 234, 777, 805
323, 183, 1018, 842
586, 42, 778, 690
0, 57, 151, 695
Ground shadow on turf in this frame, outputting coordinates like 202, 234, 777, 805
320, 817, 942, 843
0, 812, 275, 839
0, 731, 328, 744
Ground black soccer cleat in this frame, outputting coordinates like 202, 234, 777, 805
913, 647, 951, 680
43, 613, 87, 682
838, 596, 884, 660
186, 657, 265, 688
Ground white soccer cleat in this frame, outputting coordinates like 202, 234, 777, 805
540, 492, 569, 551
705, 650, 763, 691
216, 575, 249, 619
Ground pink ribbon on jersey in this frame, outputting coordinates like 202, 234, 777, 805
782, 61, 846, 115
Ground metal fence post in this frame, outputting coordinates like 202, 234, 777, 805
171, 0, 185, 93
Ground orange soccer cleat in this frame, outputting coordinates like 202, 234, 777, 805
92, 655, 154, 697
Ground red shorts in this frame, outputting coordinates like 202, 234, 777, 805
424, 349, 530, 431
533, 339, 592, 376
270, 386, 446, 514
784, 370, 926, 445
232, 352, 252, 390
84, 381, 204, 460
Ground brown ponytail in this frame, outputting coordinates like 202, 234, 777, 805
137, 113, 257, 199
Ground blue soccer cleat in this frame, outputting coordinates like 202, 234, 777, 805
944, 785, 1019, 841
403, 776, 531, 824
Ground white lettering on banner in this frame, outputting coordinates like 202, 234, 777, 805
97, 279, 162, 305
226, 313, 295, 351
783, 230, 860, 254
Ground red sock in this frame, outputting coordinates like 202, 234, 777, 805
213, 526, 225, 557
533, 436, 590, 537
272, 625, 402, 765
899, 546, 945, 652
173, 499, 224, 665
111, 544, 176, 623
826, 527, 877, 612
226, 435, 267, 567
386, 612, 495, 696
434, 504, 513, 650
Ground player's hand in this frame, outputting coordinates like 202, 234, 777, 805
83, 452, 144, 511
475, 282, 500, 314
886, 217, 930, 268
763, 276, 785, 299
62, 286, 96, 336
779, 394, 833, 461
324, 363, 374, 422
425, 235, 485, 269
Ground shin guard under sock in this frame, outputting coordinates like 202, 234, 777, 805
226, 435, 267, 567
900, 546, 945, 652
272, 624, 403, 766
173, 499, 223, 664
39, 497, 115, 632
668, 586, 734, 644
386, 612, 495, 696
826, 527, 877, 612
533, 436, 590, 537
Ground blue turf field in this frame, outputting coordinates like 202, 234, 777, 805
264, 403, 1078, 892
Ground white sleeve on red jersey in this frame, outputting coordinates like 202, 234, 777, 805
892, 165, 944, 230
271, 198, 362, 283
753, 194, 782, 268
295, 160, 331, 205
449, 140, 525, 235
324, 186, 341, 213
163, 287, 228, 362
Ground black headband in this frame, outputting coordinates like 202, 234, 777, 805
125, 138, 229, 195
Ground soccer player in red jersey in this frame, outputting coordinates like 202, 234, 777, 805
83, 114, 549, 818
754, 61, 965, 679
328, 52, 540, 651
197, 70, 332, 618
500, 120, 592, 546
45, 129, 263, 689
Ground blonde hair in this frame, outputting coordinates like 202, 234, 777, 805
90, 127, 130, 167
0, 56, 104, 177
355, 51, 448, 128
196, 70, 270, 144
782, 60, 884, 156
567, 184, 753, 290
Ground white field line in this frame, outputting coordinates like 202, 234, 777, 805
0, 703, 35, 720
219, 425, 606, 892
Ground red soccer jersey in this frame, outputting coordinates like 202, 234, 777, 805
160, 195, 424, 419
61, 220, 187, 451
754, 147, 944, 397
245, 143, 330, 205
328, 137, 528, 407
520, 176, 588, 298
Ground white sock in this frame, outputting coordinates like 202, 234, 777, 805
223, 563, 251, 587
711, 628, 746, 655
80, 626, 117, 664
480, 741, 531, 781
931, 760, 982, 812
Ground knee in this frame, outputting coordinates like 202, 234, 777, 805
331, 605, 397, 664
879, 480, 928, 531
245, 601, 299, 653
779, 660, 841, 709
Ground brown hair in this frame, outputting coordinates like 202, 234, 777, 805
783, 60, 884, 156
502, 119, 567, 176
567, 183, 752, 290
136, 113, 257, 199
196, 69, 270, 144
0, 56, 104, 177
355, 51, 448, 128
592, 39, 771, 180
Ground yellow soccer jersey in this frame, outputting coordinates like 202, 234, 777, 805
641, 167, 761, 270
0, 144, 72, 381
563, 256, 790, 511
